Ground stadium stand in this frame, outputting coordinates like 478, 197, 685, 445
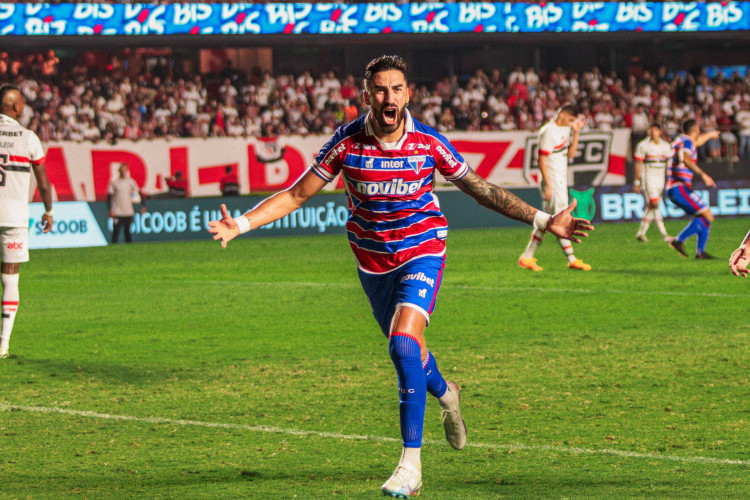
3, 49, 749, 164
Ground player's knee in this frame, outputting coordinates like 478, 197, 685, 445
1, 262, 20, 274
388, 333, 421, 362
702, 211, 714, 223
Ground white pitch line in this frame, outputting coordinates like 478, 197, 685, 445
2, 403, 748, 467
173, 279, 750, 299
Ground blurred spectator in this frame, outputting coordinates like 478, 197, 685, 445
165, 171, 188, 198
220, 166, 239, 197
736, 101, 750, 159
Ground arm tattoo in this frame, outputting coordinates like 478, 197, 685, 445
453, 168, 536, 224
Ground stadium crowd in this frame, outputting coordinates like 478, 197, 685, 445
5, 49, 750, 161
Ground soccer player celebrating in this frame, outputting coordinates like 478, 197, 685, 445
0, 85, 52, 358
666, 119, 720, 259
519, 104, 592, 271
209, 56, 592, 498
633, 123, 673, 242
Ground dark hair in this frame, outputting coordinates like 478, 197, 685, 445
682, 119, 697, 134
364, 55, 408, 89
649, 122, 662, 130
0, 84, 19, 106
559, 103, 578, 116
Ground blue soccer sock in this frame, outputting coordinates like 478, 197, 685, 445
422, 349, 447, 399
389, 332, 427, 448
697, 216, 711, 254
676, 216, 704, 243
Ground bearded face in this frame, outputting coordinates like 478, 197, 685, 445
365, 69, 409, 138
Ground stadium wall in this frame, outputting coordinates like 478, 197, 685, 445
41, 130, 629, 202
29, 180, 750, 250
28, 189, 541, 249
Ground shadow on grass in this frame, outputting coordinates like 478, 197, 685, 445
9, 355, 184, 384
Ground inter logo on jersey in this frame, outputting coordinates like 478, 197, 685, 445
408, 155, 427, 174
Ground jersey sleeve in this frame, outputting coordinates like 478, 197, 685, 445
538, 127, 554, 157
634, 141, 645, 162
28, 132, 45, 165
431, 132, 468, 181
311, 128, 348, 183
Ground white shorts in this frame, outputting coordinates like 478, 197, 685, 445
0, 227, 29, 263
643, 169, 666, 203
543, 184, 569, 214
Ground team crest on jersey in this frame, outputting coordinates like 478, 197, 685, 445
408, 155, 427, 174
365, 157, 375, 169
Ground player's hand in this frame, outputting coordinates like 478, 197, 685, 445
708, 130, 721, 140
41, 214, 53, 234
571, 114, 585, 133
109, 210, 115, 219
546, 198, 594, 244
729, 247, 750, 277
702, 172, 716, 188
542, 184, 551, 202
208, 203, 240, 249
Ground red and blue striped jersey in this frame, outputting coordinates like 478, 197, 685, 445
666, 135, 697, 190
311, 110, 469, 274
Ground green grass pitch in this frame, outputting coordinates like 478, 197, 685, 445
2, 217, 749, 499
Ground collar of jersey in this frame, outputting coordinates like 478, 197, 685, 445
0, 114, 19, 125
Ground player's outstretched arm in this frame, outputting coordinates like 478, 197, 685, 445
695, 130, 720, 148
208, 168, 327, 248
729, 230, 750, 277
452, 168, 593, 242
682, 156, 715, 187
453, 168, 536, 223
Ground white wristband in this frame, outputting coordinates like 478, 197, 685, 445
44, 209, 54, 217
533, 211, 551, 232
234, 215, 251, 234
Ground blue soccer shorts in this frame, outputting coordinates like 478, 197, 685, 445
358, 255, 446, 337
667, 184, 708, 216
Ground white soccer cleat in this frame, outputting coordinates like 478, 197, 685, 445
382, 463, 422, 498
440, 381, 467, 450
663, 235, 674, 242
0, 347, 8, 359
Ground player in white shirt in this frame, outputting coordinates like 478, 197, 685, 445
0, 85, 53, 358
634, 123, 673, 242
520, 104, 592, 271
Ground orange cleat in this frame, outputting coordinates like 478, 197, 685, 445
568, 259, 592, 271
519, 257, 544, 271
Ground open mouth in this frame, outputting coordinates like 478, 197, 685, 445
382, 107, 398, 124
